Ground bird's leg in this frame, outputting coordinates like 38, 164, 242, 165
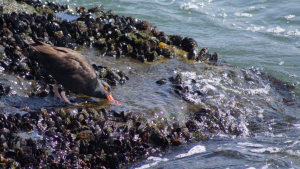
54, 83, 75, 105
60, 90, 72, 104
53, 82, 62, 100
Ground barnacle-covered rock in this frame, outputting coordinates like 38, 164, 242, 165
145, 50, 158, 62
209, 52, 218, 62
169, 34, 182, 47
188, 47, 199, 60
181, 37, 198, 52
197, 47, 209, 61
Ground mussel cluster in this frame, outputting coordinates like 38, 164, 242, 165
0, 107, 200, 168
0, 2, 129, 98
14, 0, 218, 63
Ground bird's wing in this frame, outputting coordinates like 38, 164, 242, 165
25, 40, 98, 92
33, 44, 97, 92
51, 50, 96, 90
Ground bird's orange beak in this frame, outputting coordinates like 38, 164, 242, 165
107, 94, 122, 105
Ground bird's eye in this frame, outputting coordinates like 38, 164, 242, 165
105, 86, 109, 91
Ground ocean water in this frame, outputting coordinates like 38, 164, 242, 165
50, 0, 300, 168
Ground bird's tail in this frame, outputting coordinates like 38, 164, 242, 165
24, 39, 45, 46
23, 39, 38, 52
23, 39, 35, 46
24, 39, 52, 52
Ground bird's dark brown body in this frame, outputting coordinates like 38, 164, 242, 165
25, 40, 115, 104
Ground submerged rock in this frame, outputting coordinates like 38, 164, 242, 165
170, 65, 296, 137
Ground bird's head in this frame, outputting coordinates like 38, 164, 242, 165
92, 79, 121, 105
92, 79, 112, 98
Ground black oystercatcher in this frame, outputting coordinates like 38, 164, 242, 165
24, 39, 120, 105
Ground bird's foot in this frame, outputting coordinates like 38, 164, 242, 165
53, 83, 63, 100
60, 90, 72, 104
71, 102, 81, 106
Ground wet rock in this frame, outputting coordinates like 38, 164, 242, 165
17, 62, 29, 72
194, 108, 210, 122
188, 47, 199, 60
198, 47, 209, 61
162, 48, 173, 58
135, 20, 151, 30
156, 78, 167, 85
171, 138, 182, 146
169, 34, 182, 47
182, 37, 198, 52
36, 89, 49, 97
88, 5, 104, 13
137, 55, 146, 63
151, 28, 160, 37
209, 52, 218, 62
158, 35, 169, 44
145, 50, 158, 62
150, 130, 169, 149
185, 120, 198, 132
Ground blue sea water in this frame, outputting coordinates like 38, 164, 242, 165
51, 0, 300, 168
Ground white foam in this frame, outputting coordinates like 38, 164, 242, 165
147, 156, 168, 161
246, 26, 264, 32
286, 149, 300, 157
284, 14, 296, 20
284, 140, 293, 144
197, 3, 205, 7
285, 29, 300, 36
181, 72, 197, 79
135, 156, 169, 169
218, 13, 228, 18
234, 13, 253, 17
180, 3, 199, 10
266, 27, 285, 33
250, 147, 281, 153
279, 61, 284, 65
237, 142, 263, 147
175, 145, 206, 158
293, 124, 300, 128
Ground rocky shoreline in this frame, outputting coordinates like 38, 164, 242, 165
0, 0, 295, 168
